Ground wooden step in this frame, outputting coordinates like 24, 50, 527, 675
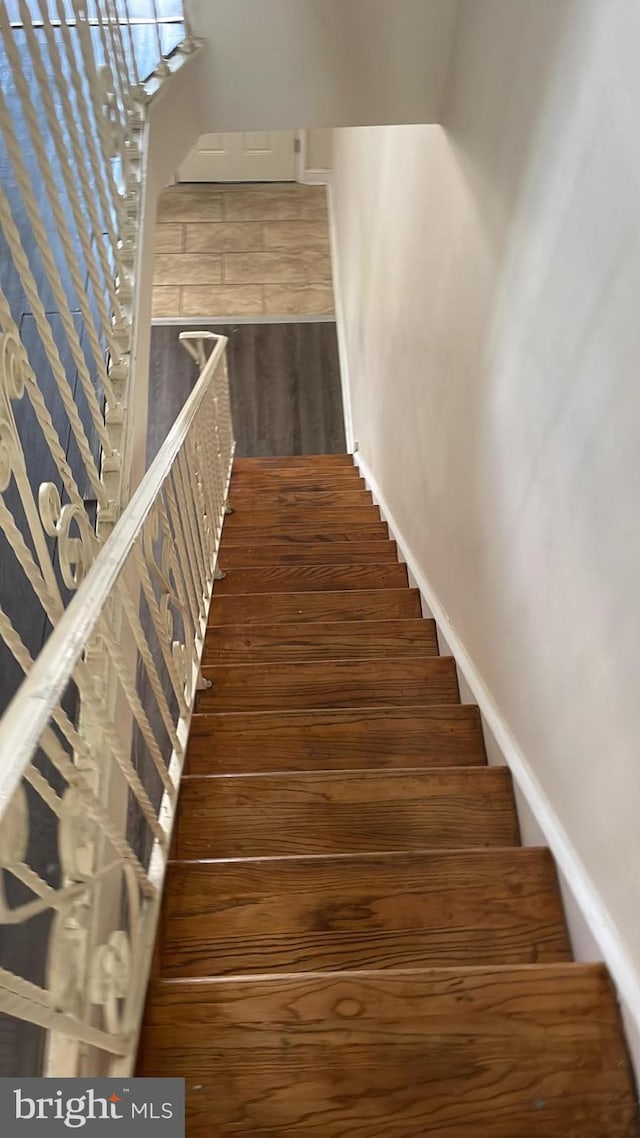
219, 540, 399, 567
174, 768, 520, 858
186, 705, 486, 774
223, 504, 382, 531
213, 563, 408, 595
230, 474, 366, 493
158, 849, 571, 977
196, 657, 459, 713
229, 472, 365, 492
202, 618, 438, 664
228, 488, 373, 508
232, 454, 355, 472
233, 455, 353, 473
208, 588, 421, 626
220, 523, 389, 545
138, 965, 637, 1136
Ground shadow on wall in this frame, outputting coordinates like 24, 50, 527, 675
440, 0, 580, 240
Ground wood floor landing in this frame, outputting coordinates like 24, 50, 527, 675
138, 454, 638, 1137
149, 323, 346, 461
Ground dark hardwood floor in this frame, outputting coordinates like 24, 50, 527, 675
148, 322, 346, 464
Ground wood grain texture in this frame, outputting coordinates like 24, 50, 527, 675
227, 468, 362, 491
186, 705, 487, 774
213, 564, 409, 595
138, 965, 638, 1137
219, 541, 399, 567
208, 588, 422, 626
202, 618, 438, 665
233, 455, 354, 471
196, 657, 459, 713
174, 768, 520, 858
137, 450, 638, 1132
229, 474, 365, 493
228, 488, 373, 508
150, 325, 346, 457
220, 524, 389, 545
223, 504, 382, 531
158, 849, 571, 977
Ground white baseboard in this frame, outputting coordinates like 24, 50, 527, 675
300, 168, 333, 186
152, 314, 336, 326
355, 449, 640, 1083
327, 181, 355, 453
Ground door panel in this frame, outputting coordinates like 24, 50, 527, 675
179, 131, 296, 182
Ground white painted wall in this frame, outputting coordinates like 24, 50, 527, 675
123, 48, 211, 496
187, 0, 457, 131
306, 129, 333, 172
330, 0, 640, 1062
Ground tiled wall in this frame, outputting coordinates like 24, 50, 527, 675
152, 183, 335, 319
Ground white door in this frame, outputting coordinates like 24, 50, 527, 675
178, 131, 297, 182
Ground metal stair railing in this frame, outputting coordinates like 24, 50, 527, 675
0, 332, 234, 1075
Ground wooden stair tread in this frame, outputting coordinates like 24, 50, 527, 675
138, 965, 637, 1137
175, 767, 520, 858
220, 524, 389, 545
223, 505, 382, 530
196, 656, 459, 712
202, 618, 438, 664
219, 540, 399, 566
159, 848, 570, 977
213, 563, 408, 594
228, 488, 373, 508
208, 588, 421, 625
139, 452, 638, 1133
229, 475, 365, 494
232, 455, 355, 470
230, 474, 366, 493
186, 705, 487, 773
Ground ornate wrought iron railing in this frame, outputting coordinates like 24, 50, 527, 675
0, 1, 197, 709
0, 332, 234, 1075
0, 0, 195, 559
0, 2, 222, 1075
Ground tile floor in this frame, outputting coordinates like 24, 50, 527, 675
152, 183, 335, 319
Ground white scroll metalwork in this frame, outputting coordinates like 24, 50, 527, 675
0, 334, 234, 1075
0, 0, 196, 744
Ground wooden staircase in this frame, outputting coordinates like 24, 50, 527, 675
138, 454, 638, 1136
